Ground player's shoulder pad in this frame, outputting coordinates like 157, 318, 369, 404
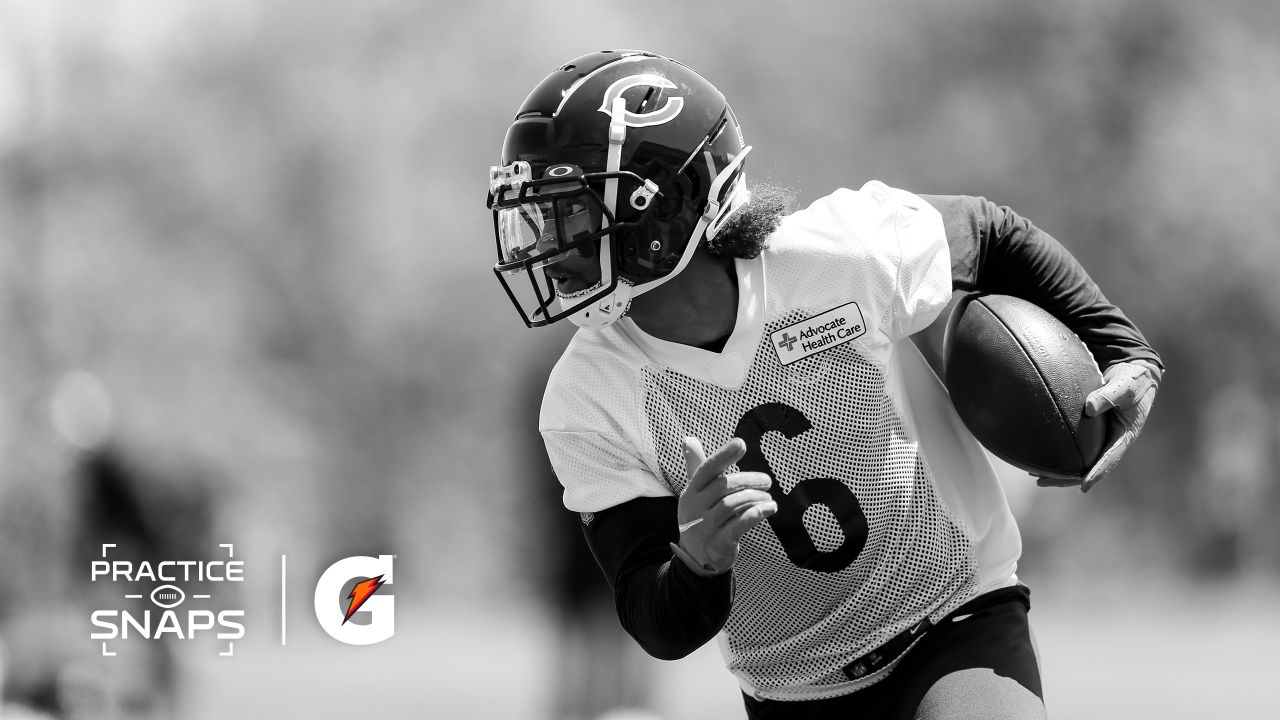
852, 180, 943, 234
539, 328, 643, 434
778, 181, 938, 248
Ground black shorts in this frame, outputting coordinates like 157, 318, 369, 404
742, 585, 1043, 720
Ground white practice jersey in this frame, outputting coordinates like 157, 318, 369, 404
539, 181, 1022, 701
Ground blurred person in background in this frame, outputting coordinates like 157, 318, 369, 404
0, 371, 220, 719
523, 359, 661, 720
485, 51, 1163, 719
1192, 378, 1272, 577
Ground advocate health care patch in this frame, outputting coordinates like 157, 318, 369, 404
771, 302, 867, 366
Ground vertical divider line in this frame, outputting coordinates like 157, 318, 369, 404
281, 554, 287, 646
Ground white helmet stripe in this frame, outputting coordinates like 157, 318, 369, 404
566, 97, 629, 329
553, 53, 648, 117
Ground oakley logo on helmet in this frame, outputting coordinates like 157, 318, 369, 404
545, 164, 580, 179
598, 74, 684, 128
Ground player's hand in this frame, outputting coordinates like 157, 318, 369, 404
1036, 359, 1161, 492
669, 437, 777, 577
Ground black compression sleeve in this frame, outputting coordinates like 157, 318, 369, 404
580, 496, 734, 660
922, 194, 1164, 373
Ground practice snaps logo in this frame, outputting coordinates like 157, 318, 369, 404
90, 543, 246, 657
312, 554, 395, 645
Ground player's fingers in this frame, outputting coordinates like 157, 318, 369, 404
1124, 386, 1156, 434
1084, 378, 1131, 416
693, 472, 771, 515
709, 489, 775, 528
1080, 365, 1156, 490
1035, 476, 1081, 488
1080, 469, 1110, 493
1085, 363, 1153, 416
1081, 463, 1112, 492
1081, 415, 1132, 491
682, 436, 708, 482
688, 437, 748, 490
1082, 430, 1133, 492
1084, 390, 1115, 417
719, 501, 779, 544
703, 437, 748, 475
1033, 465, 1083, 486
721, 471, 772, 494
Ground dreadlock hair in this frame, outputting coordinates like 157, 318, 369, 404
704, 181, 797, 260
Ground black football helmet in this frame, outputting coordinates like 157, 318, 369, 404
488, 50, 751, 328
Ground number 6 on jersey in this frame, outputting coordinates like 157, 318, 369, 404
735, 402, 869, 573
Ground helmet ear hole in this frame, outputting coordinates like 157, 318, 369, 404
656, 172, 693, 221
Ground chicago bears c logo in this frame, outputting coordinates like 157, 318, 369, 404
598, 74, 684, 128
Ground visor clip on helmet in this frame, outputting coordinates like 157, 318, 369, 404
630, 180, 660, 211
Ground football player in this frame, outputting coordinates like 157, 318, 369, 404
487, 50, 1162, 719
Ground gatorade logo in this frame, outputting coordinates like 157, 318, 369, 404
313, 555, 395, 645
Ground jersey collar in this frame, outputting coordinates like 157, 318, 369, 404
618, 253, 765, 388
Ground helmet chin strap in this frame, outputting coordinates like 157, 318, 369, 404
568, 101, 753, 330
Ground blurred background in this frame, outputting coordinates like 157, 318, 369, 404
0, 0, 1277, 718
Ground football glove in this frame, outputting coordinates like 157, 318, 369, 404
669, 437, 777, 577
1037, 358, 1162, 492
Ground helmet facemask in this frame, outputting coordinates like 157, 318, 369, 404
489, 160, 660, 328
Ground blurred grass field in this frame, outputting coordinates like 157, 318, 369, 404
170, 574, 1280, 720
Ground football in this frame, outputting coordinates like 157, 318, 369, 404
943, 293, 1107, 478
